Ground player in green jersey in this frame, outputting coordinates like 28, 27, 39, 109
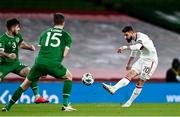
0, 18, 49, 104
2, 13, 76, 112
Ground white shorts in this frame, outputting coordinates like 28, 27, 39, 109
131, 58, 158, 80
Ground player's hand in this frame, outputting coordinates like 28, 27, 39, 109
30, 45, 35, 51
8, 53, 16, 59
117, 46, 127, 53
126, 64, 131, 71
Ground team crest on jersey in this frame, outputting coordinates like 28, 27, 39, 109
15, 37, 20, 43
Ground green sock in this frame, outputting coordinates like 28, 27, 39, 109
62, 80, 72, 107
6, 87, 24, 111
30, 82, 40, 97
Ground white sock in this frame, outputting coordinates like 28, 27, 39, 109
113, 78, 130, 92
127, 86, 142, 103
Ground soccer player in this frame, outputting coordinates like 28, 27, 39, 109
102, 26, 158, 107
2, 13, 76, 112
0, 18, 48, 104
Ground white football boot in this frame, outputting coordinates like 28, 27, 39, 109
62, 103, 77, 112
102, 83, 116, 94
121, 101, 132, 108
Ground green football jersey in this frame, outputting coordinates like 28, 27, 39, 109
36, 27, 72, 64
0, 33, 23, 63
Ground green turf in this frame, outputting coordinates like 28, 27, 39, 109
0, 103, 180, 116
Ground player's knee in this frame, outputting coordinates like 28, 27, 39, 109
136, 83, 143, 87
20, 67, 30, 77
126, 70, 138, 80
137, 79, 145, 87
20, 78, 32, 90
66, 72, 73, 81
0, 79, 2, 82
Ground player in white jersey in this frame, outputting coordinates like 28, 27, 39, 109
102, 26, 158, 107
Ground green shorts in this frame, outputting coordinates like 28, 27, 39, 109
27, 62, 67, 82
0, 62, 27, 80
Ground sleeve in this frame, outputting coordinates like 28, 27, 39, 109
129, 43, 142, 50
129, 37, 144, 50
65, 32, 72, 49
130, 50, 139, 57
38, 32, 45, 46
38, 34, 43, 46
136, 39, 143, 45
0, 39, 5, 52
136, 36, 147, 47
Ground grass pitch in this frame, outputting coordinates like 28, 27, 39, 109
0, 103, 180, 116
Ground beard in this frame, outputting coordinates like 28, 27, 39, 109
126, 37, 133, 43
12, 31, 18, 36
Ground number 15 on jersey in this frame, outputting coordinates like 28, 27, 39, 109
45, 32, 62, 47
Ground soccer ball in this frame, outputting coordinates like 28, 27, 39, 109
82, 73, 94, 86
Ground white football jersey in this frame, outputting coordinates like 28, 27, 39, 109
131, 32, 158, 61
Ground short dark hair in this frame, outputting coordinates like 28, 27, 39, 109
6, 18, 20, 30
53, 13, 65, 25
172, 58, 179, 68
122, 26, 133, 33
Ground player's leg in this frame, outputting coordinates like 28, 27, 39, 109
50, 64, 76, 111
0, 64, 14, 82
18, 67, 40, 97
13, 63, 48, 103
102, 59, 141, 94
2, 64, 42, 112
61, 70, 76, 111
102, 69, 139, 94
62, 70, 72, 106
121, 79, 145, 107
122, 59, 158, 107
0, 72, 8, 82
2, 78, 32, 111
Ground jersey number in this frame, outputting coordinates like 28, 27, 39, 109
45, 32, 62, 47
143, 66, 151, 74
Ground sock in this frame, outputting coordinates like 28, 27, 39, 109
62, 80, 72, 107
30, 82, 40, 97
127, 86, 142, 103
6, 87, 24, 111
113, 77, 130, 91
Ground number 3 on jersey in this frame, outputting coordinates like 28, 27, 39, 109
45, 32, 62, 47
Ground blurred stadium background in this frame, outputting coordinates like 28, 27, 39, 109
0, 0, 180, 115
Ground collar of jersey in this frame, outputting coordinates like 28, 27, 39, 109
5, 32, 14, 38
54, 26, 63, 29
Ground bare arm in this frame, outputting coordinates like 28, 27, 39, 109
19, 41, 35, 51
0, 51, 9, 57
0, 51, 16, 59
